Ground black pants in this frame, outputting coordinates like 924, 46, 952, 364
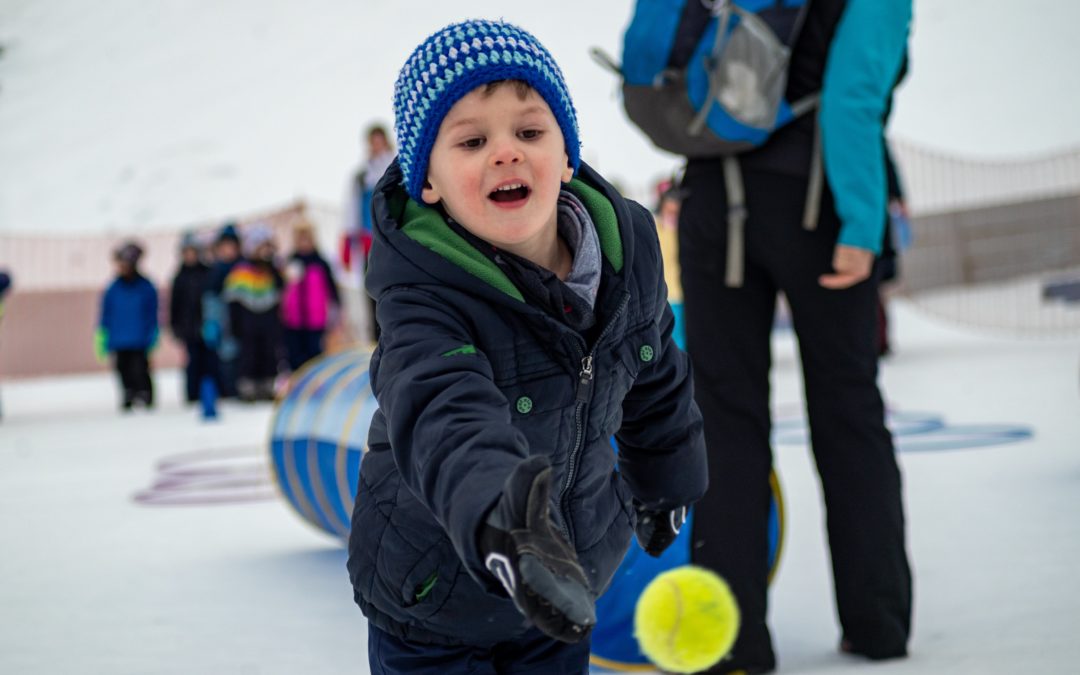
238, 333, 280, 381
216, 353, 238, 399
115, 349, 153, 408
283, 328, 324, 372
678, 161, 911, 669
368, 624, 590, 675
235, 310, 282, 383
183, 338, 215, 403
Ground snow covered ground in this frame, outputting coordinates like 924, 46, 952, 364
1, 299, 1078, 674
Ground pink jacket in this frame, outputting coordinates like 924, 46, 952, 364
282, 255, 338, 330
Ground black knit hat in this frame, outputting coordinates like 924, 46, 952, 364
114, 241, 143, 265
216, 222, 240, 245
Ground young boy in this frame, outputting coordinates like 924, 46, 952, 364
347, 20, 708, 673
98, 241, 158, 411
169, 232, 212, 404
202, 223, 243, 399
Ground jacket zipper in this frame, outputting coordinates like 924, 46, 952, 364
558, 291, 630, 543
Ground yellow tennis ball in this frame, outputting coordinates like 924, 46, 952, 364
633, 565, 740, 674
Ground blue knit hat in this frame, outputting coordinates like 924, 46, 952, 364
393, 19, 581, 202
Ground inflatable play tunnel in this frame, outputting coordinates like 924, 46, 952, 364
269, 350, 376, 539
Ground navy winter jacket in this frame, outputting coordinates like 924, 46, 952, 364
100, 274, 158, 351
347, 161, 708, 646
170, 262, 210, 343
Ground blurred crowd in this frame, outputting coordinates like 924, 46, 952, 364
98, 219, 339, 411
93, 121, 396, 415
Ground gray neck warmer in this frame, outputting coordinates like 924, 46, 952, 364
557, 189, 602, 308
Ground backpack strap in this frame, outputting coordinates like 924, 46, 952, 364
789, 92, 819, 120
723, 94, 821, 287
688, 3, 736, 138
588, 47, 622, 76
722, 154, 746, 287
802, 109, 825, 230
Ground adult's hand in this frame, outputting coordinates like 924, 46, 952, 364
819, 244, 874, 290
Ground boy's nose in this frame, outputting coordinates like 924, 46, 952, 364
490, 140, 523, 166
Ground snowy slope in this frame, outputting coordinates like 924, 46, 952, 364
1, 0, 1079, 235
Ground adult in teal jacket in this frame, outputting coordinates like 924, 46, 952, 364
677, 0, 914, 671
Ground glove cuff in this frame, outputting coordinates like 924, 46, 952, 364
479, 521, 517, 598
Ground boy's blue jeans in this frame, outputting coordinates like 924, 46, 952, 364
368, 623, 591, 674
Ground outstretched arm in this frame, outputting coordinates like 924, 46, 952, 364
374, 287, 595, 640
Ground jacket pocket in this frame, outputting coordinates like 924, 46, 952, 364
397, 536, 459, 620
602, 323, 664, 435
500, 371, 574, 457
374, 482, 460, 621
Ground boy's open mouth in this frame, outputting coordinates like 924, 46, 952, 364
489, 183, 531, 203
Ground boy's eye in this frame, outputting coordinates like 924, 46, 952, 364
519, 129, 542, 140
460, 137, 485, 149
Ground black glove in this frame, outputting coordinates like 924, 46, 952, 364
480, 455, 596, 643
634, 502, 687, 557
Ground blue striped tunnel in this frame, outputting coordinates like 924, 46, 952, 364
269, 349, 376, 539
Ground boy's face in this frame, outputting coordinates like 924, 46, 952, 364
255, 241, 275, 261
215, 239, 239, 262
293, 229, 315, 254
422, 84, 573, 260
368, 131, 390, 156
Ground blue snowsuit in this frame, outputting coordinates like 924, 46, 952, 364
100, 273, 158, 408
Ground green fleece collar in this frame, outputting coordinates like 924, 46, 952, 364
398, 178, 623, 301
568, 178, 623, 272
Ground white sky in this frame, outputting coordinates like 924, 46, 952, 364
1, 0, 1078, 235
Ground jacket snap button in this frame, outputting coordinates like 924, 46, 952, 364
639, 345, 654, 362
516, 396, 533, 414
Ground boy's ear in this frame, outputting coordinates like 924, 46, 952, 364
420, 179, 441, 206
561, 156, 573, 183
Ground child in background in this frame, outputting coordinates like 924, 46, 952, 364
342, 124, 397, 344
653, 178, 687, 349
346, 20, 707, 674
98, 242, 158, 411
223, 225, 283, 401
169, 232, 213, 403
202, 223, 242, 398
0, 270, 10, 319
282, 220, 340, 371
